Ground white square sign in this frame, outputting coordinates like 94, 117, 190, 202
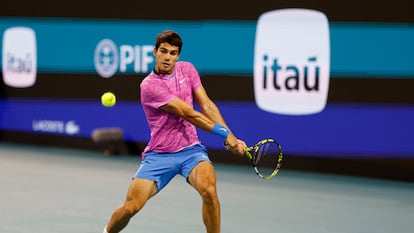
254, 9, 330, 115
2, 27, 37, 88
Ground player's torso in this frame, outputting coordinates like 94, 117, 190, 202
141, 62, 200, 152
161, 64, 193, 103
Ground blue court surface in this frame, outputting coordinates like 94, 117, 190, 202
1, 142, 414, 233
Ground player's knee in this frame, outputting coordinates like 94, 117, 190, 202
123, 201, 143, 217
200, 185, 218, 202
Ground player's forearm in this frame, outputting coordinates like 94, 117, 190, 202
197, 103, 240, 147
162, 97, 232, 139
188, 108, 241, 152
184, 110, 217, 132
199, 100, 229, 128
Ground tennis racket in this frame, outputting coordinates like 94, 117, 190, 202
244, 138, 283, 179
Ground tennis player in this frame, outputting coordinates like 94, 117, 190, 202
102, 30, 247, 233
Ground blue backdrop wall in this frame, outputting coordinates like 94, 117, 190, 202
1, 1, 414, 166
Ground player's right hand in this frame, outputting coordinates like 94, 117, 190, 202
225, 136, 247, 156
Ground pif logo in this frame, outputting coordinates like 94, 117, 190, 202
94, 39, 119, 78
2, 27, 37, 88
254, 9, 330, 115
94, 39, 154, 78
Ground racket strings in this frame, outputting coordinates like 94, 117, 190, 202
254, 141, 281, 177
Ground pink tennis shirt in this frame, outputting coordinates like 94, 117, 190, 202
140, 61, 202, 156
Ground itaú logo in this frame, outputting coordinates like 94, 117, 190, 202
254, 9, 330, 115
2, 27, 37, 88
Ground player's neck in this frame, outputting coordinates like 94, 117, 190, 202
153, 67, 175, 76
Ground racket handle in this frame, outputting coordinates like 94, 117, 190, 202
245, 149, 253, 160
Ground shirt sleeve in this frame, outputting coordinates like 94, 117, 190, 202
185, 62, 202, 92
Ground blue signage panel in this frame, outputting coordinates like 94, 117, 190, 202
0, 99, 413, 158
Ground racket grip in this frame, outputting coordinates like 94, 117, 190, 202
244, 150, 253, 160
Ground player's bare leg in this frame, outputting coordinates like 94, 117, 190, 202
105, 178, 157, 233
189, 161, 220, 233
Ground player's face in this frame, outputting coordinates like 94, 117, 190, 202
154, 42, 180, 75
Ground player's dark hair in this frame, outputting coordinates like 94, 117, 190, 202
155, 30, 183, 54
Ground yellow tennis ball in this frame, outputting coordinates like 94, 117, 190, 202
101, 92, 116, 107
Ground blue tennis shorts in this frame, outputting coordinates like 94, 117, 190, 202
134, 143, 211, 192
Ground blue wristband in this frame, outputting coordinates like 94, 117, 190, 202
211, 123, 230, 139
